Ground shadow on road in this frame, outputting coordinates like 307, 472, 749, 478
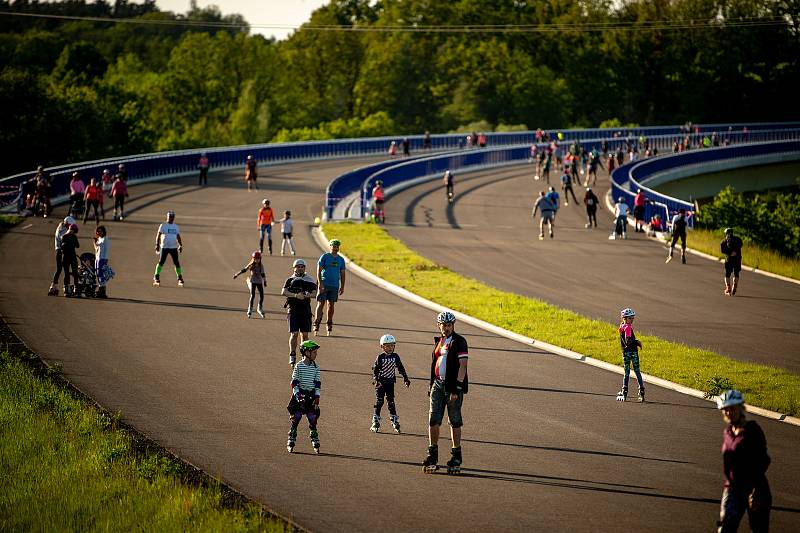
107, 296, 284, 316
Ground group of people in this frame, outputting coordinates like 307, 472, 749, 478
47, 216, 112, 298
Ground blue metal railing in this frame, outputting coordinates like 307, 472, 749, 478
611, 135, 800, 229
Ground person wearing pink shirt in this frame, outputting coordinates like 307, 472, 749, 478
110, 175, 129, 221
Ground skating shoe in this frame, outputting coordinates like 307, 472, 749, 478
310, 429, 320, 454
681, 255, 686, 264
257, 306, 265, 318
312, 321, 320, 336
177, 278, 185, 287
370, 415, 381, 433
665, 255, 673, 264
47, 285, 58, 296
288, 352, 296, 366
95, 286, 107, 299
326, 323, 333, 337
724, 288, 731, 296
731, 285, 737, 296
616, 389, 628, 402
422, 445, 439, 474
637, 389, 646, 403
63, 286, 71, 297
446, 447, 462, 475
153, 277, 160, 286
246, 308, 252, 319
287, 427, 297, 453
549, 230, 554, 239
538, 234, 544, 240
390, 415, 401, 434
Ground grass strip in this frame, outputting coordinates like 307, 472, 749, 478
324, 222, 800, 416
0, 348, 288, 532
0, 214, 25, 230
686, 228, 800, 281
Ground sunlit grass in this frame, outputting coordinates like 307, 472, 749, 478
325, 222, 800, 416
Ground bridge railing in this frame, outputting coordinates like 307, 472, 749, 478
610, 132, 800, 229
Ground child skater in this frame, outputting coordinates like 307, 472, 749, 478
279, 210, 296, 256
617, 308, 645, 402
370, 334, 411, 433
286, 340, 322, 453
233, 250, 266, 318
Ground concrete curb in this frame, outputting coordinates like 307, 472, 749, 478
603, 191, 800, 286
313, 223, 800, 427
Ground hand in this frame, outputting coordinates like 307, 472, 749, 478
339, 286, 344, 295
154, 246, 160, 253
313, 397, 320, 407
232, 274, 238, 279
404, 379, 411, 388
448, 392, 459, 403
637, 340, 643, 349
178, 245, 183, 253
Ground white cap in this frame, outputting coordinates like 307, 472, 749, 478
293, 259, 306, 267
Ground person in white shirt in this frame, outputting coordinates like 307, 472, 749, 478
94, 225, 111, 298
279, 210, 296, 256
48, 216, 76, 296
612, 196, 630, 240
153, 210, 184, 286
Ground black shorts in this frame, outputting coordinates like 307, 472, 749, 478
288, 311, 312, 333
375, 199, 384, 206
286, 393, 320, 418
633, 206, 645, 220
282, 232, 292, 239
725, 259, 742, 277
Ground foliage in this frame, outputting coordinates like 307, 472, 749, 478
323, 222, 800, 416
696, 186, 800, 258
0, 350, 286, 531
1, 0, 799, 175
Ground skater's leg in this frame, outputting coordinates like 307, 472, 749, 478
280, 236, 286, 255
289, 237, 296, 255
632, 355, 644, 392
326, 301, 335, 328
374, 382, 385, 417
538, 216, 545, 237
313, 300, 325, 331
385, 381, 397, 416
622, 355, 631, 391
52, 250, 63, 285
259, 225, 265, 252
248, 283, 257, 311
450, 426, 462, 448
429, 424, 440, 446
256, 283, 264, 308
266, 225, 272, 254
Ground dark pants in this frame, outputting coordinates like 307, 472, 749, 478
249, 282, 264, 309
564, 184, 578, 203
198, 167, 208, 185
52, 250, 63, 284
84, 200, 100, 223
718, 484, 771, 533
62, 254, 79, 287
374, 379, 397, 416
114, 196, 125, 216
587, 207, 597, 227
671, 231, 686, 252
158, 248, 180, 269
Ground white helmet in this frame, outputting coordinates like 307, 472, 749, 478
379, 334, 396, 345
436, 311, 456, 324
63, 216, 76, 225
620, 308, 636, 318
292, 259, 306, 267
717, 389, 745, 409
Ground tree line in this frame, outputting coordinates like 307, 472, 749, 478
1, 0, 799, 177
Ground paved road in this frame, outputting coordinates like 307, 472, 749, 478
1, 159, 799, 532
384, 165, 800, 374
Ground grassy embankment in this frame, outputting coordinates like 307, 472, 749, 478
687, 227, 800, 281
0, 215, 288, 531
323, 222, 800, 416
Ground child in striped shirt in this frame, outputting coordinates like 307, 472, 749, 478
286, 340, 322, 453
371, 334, 411, 434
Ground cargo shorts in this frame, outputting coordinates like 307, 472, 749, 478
429, 379, 463, 428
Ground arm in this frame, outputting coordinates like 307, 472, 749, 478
372, 355, 381, 382
339, 268, 346, 295
396, 355, 411, 386
233, 263, 249, 279
313, 366, 321, 405
154, 230, 161, 252
177, 233, 183, 252
291, 365, 301, 399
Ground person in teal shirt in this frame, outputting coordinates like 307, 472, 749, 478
314, 239, 346, 336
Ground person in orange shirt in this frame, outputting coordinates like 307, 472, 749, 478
258, 198, 276, 254
83, 178, 102, 224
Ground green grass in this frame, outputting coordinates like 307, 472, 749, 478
0, 349, 288, 532
324, 222, 800, 416
0, 214, 25, 230
687, 227, 800, 281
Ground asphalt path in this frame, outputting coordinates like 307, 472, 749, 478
1, 158, 799, 532
384, 165, 800, 374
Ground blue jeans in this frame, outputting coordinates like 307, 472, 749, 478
622, 351, 644, 391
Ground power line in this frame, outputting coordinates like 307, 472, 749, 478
0, 10, 791, 33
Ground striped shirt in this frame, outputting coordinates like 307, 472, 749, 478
291, 360, 321, 397
372, 352, 408, 382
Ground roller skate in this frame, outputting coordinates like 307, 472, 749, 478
681, 254, 686, 264
637, 388, 646, 403
286, 427, 297, 453
616, 387, 628, 402
446, 447, 462, 475
257, 306, 265, 318
47, 284, 58, 296
326, 322, 333, 337
665, 253, 673, 264
288, 351, 296, 366
731, 281, 738, 296
309, 428, 320, 454
312, 320, 321, 337
390, 414, 401, 434
246, 307, 252, 319
422, 445, 438, 474
95, 286, 107, 299
63, 286, 71, 298
177, 277, 185, 287
370, 415, 381, 433
152, 276, 160, 287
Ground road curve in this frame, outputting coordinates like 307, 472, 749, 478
384, 164, 800, 374
1, 158, 799, 532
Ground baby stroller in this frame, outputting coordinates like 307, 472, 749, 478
70, 196, 85, 219
76, 252, 97, 297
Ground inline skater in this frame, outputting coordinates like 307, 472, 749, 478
286, 340, 322, 453
423, 311, 469, 475
616, 308, 645, 402
83, 178, 102, 224
198, 152, 209, 186
110, 173, 128, 221
232, 251, 267, 318
721, 228, 744, 296
611, 196, 630, 240
532, 190, 557, 240
245, 155, 258, 191
666, 208, 689, 264
443, 170, 454, 203
61, 224, 80, 298
257, 199, 276, 254
48, 216, 76, 296
372, 180, 386, 223
560, 168, 578, 206
314, 239, 346, 336
279, 210, 296, 256
583, 187, 599, 228
282, 259, 317, 365
93, 225, 111, 298
633, 189, 647, 232
370, 334, 411, 433
153, 210, 184, 287
716, 390, 772, 532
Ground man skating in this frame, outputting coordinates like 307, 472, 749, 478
721, 228, 744, 296
153, 210, 184, 287
314, 239, 346, 336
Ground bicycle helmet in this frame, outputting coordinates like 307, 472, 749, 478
247, 155, 253, 160
717, 389, 745, 409
724, 227, 733, 235
300, 340, 320, 353
286, 277, 306, 293
436, 311, 456, 324
102, 168, 110, 174
262, 198, 270, 205
379, 334, 396, 345
329, 239, 341, 247
618, 196, 625, 202
620, 307, 636, 318
376, 180, 383, 186
63, 216, 76, 225
252, 251, 262, 259
293, 258, 306, 267
72, 171, 79, 178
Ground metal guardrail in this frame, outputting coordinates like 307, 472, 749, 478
610, 133, 800, 229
